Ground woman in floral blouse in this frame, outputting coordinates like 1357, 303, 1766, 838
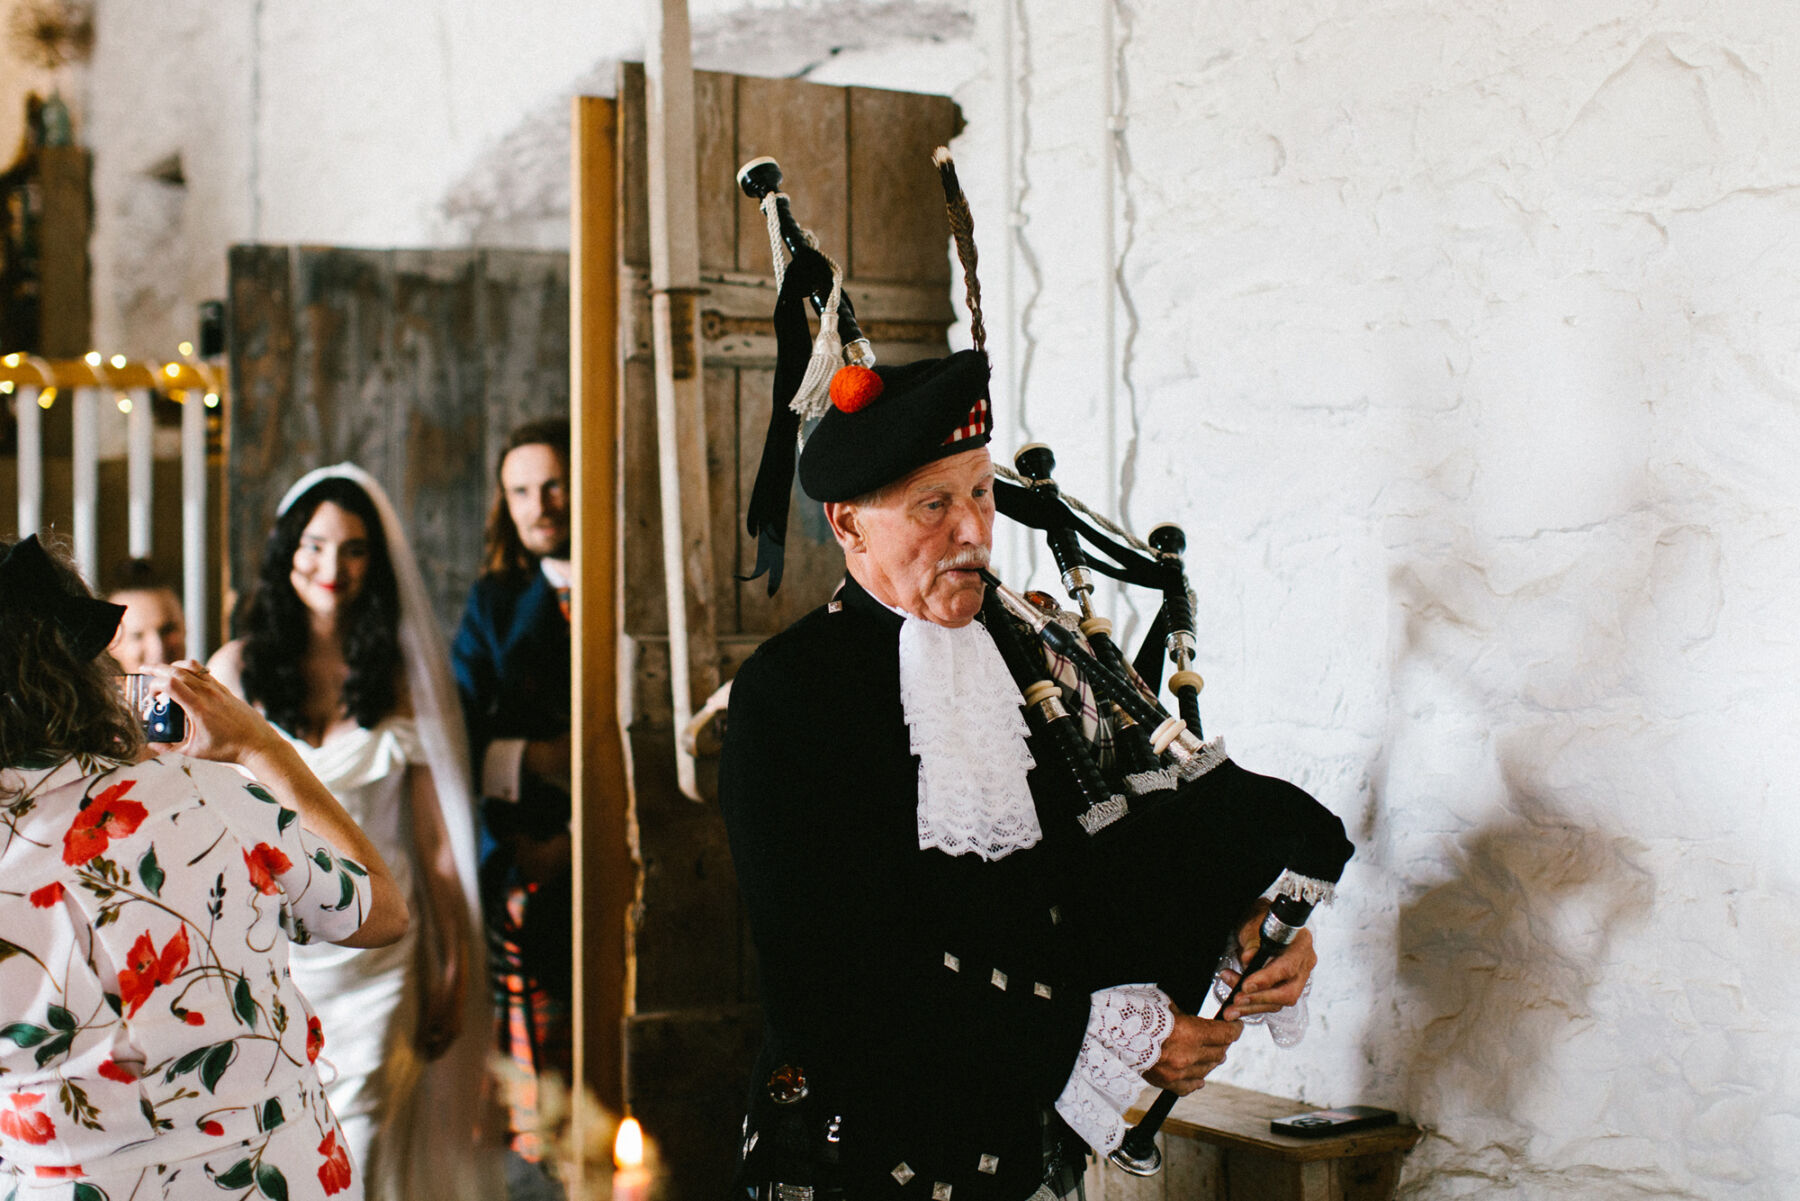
0, 535, 409, 1201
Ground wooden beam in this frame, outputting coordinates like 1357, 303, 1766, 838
644, 0, 721, 801
570, 93, 632, 1180
37, 147, 91, 360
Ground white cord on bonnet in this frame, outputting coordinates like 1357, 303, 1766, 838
759, 191, 846, 422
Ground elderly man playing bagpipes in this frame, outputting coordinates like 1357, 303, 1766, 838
719, 152, 1354, 1201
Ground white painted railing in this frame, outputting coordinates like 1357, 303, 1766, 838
4, 351, 223, 660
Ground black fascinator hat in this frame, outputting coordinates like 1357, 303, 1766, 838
0, 536, 126, 660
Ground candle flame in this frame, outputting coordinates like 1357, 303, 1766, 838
614, 1117, 645, 1170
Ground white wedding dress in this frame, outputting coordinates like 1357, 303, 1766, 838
270, 462, 498, 1201
281, 714, 496, 1201
284, 718, 429, 1193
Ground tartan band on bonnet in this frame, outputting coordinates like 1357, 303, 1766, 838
796, 349, 993, 504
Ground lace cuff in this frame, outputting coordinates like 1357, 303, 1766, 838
1054, 985, 1175, 1152
1214, 948, 1311, 1047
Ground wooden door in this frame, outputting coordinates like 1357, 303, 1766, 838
225, 245, 570, 628
603, 65, 960, 1201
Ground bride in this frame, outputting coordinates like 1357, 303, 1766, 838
211, 463, 497, 1200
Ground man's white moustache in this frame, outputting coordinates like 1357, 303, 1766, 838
940, 551, 990, 571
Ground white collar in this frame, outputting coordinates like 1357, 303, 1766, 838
897, 614, 1041, 861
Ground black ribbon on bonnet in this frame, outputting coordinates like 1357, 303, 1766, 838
0, 536, 126, 661
739, 244, 837, 597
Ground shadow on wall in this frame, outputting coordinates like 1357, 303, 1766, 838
1391, 758, 1658, 1192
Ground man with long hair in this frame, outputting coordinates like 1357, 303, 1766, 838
451, 417, 573, 1172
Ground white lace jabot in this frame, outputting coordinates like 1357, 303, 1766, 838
897, 615, 1040, 861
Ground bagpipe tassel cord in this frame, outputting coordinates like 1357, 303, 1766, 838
933, 146, 987, 356
760, 191, 845, 422
760, 191, 793, 289
792, 274, 845, 420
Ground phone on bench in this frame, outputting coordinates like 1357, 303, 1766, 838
1270, 1106, 1397, 1138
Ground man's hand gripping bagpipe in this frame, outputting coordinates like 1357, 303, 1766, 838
980, 443, 1355, 1175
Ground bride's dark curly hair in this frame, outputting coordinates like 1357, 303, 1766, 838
240, 477, 401, 738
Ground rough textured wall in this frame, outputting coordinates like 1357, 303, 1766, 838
955, 3, 1800, 1197
60, 0, 1799, 1193
78, 0, 971, 358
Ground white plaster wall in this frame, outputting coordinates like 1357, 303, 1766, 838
77, 0, 973, 357
53, 0, 1800, 1194
957, 2, 1800, 1197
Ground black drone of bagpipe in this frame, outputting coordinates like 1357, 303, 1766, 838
737, 150, 1354, 1176
986, 458, 1352, 1176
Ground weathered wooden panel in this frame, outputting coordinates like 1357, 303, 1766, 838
226, 245, 568, 636
624, 268, 955, 370
1169, 1134, 1228, 1201
847, 87, 960, 284
733, 365, 847, 634
705, 364, 741, 634
388, 249, 490, 623
625, 711, 747, 1010
694, 71, 741, 275
1156, 1082, 1421, 1163
224, 245, 297, 480
626, 635, 760, 731
1227, 1156, 1330, 1201
1086, 1134, 1228, 1201
619, 63, 652, 270
624, 1008, 763, 1201
480, 251, 579, 448
1101, 1083, 1420, 1201
621, 356, 666, 636
619, 63, 742, 275
732, 76, 849, 274
1334, 1153, 1404, 1201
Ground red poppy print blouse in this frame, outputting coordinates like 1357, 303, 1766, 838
0, 754, 372, 1177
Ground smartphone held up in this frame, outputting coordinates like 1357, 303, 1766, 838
123, 673, 186, 743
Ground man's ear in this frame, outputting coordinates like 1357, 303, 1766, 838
824, 501, 861, 553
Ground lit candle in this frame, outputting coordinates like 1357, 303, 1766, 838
613, 1117, 650, 1201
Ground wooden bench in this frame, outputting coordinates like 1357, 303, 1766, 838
1085, 1083, 1421, 1201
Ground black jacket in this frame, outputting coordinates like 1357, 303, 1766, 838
452, 567, 573, 998
452, 568, 572, 846
719, 576, 1095, 1201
